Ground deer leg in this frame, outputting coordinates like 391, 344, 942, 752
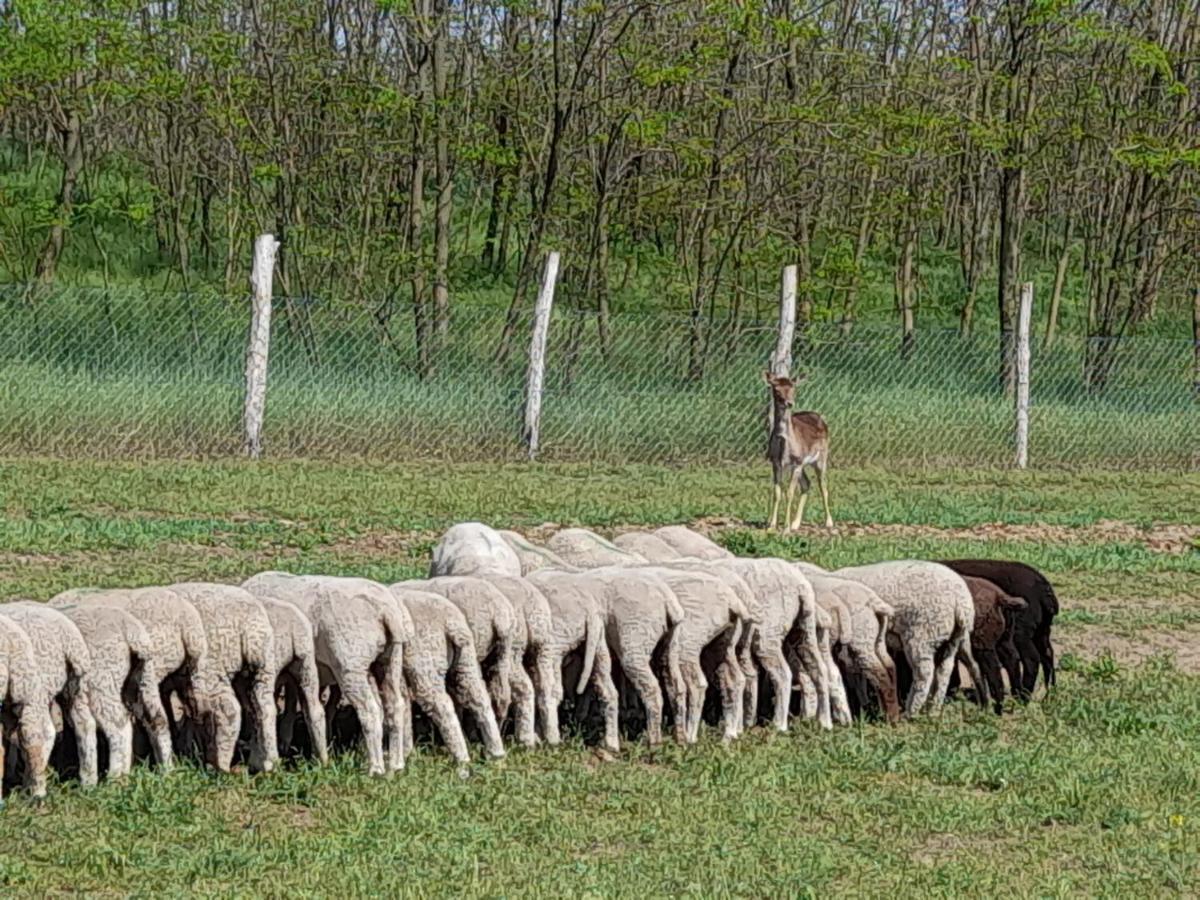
816, 462, 833, 529
768, 476, 783, 531
787, 468, 808, 531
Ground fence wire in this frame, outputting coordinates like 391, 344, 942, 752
1, 284, 1196, 468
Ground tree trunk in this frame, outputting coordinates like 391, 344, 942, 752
897, 214, 917, 360
841, 167, 877, 335
409, 137, 430, 377
794, 208, 813, 337
431, 0, 452, 340
997, 162, 1024, 392
34, 111, 83, 284
1193, 284, 1200, 398
481, 113, 509, 271
1044, 216, 1074, 349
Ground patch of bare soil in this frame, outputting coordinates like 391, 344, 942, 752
689, 516, 1200, 555
322, 529, 441, 558
1059, 626, 1200, 674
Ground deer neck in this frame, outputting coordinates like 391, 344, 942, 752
771, 396, 792, 440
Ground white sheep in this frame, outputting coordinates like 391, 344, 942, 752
492, 530, 830, 734
545, 528, 647, 569
249, 595, 328, 765
0, 603, 97, 787
531, 566, 685, 747
397, 576, 524, 743
664, 557, 831, 732
50, 586, 208, 753
0, 615, 55, 800
793, 562, 900, 723
652, 526, 734, 561
520, 568, 619, 752
611, 531, 681, 563
48, 600, 175, 776
241, 572, 410, 776
166, 583, 278, 774
387, 585, 505, 764
640, 568, 752, 743
480, 573, 559, 746
833, 561, 987, 716
497, 530, 578, 575
430, 522, 523, 577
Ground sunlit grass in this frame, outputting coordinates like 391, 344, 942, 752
0, 457, 1197, 893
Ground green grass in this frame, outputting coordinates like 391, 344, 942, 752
0, 663, 1197, 895
0, 458, 1198, 895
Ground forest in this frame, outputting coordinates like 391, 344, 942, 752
0, 0, 1198, 394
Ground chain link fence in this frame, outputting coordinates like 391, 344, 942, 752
1, 283, 1196, 468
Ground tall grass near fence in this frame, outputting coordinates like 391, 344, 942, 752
0, 284, 1195, 467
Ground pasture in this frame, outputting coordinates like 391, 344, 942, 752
0, 460, 1197, 895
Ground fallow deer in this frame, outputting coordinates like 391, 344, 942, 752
763, 371, 833, 531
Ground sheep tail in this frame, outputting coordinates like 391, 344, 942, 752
665, 590, 686, 629
576, 613, 604, 694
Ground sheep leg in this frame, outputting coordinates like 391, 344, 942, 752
589, 641, 620, 753
788, 624, 832, 730
509, 662, 539, 748
539, 649, 566, 746
1016, 634, 1042, 699
247, 667, 279, 774
376, 649, 407, 774
737, 630, 759, 727
977, 648, 1006, 714
996, 639, 1025, 701
681, 659, 707, 744
904, 647, 936, 716
663, 656, 688, 745
826, 660, 853, 726
857, 652, 901, 724
532, 648, 560, 746
619, 645, 664, 746
755, 637, 793, 732
135, 664, 175, 771
294, 660, 328, 765
66, 690, 99, 787
785, 642, 817, 719
715, 641, 746, 741
957, 641, 990, 710
209, 683, 242, 773
20, 706, 54, 798
928, 638, 963, 713
337, 669, 386, 777
278, 677, 298, 757
410, 670, 471, 765
451, 651, 506, 760
1034, 628, 1056, 690
99, 709, 135, 780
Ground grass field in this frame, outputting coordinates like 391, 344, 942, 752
0, 460, 1198, 895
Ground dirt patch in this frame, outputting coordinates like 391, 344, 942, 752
321, 529, 441, 558
1059, 626, 1200, 674
689, 516, 1200, 555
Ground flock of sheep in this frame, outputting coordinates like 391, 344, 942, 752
0, 522, 1059, 800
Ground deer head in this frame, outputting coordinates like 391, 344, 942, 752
762, 370, 808, 406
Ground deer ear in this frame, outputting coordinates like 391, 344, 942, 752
793, 372, 809, 383
761, 370, 774, 385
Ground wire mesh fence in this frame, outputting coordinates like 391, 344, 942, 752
1, 283, 1196, 468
